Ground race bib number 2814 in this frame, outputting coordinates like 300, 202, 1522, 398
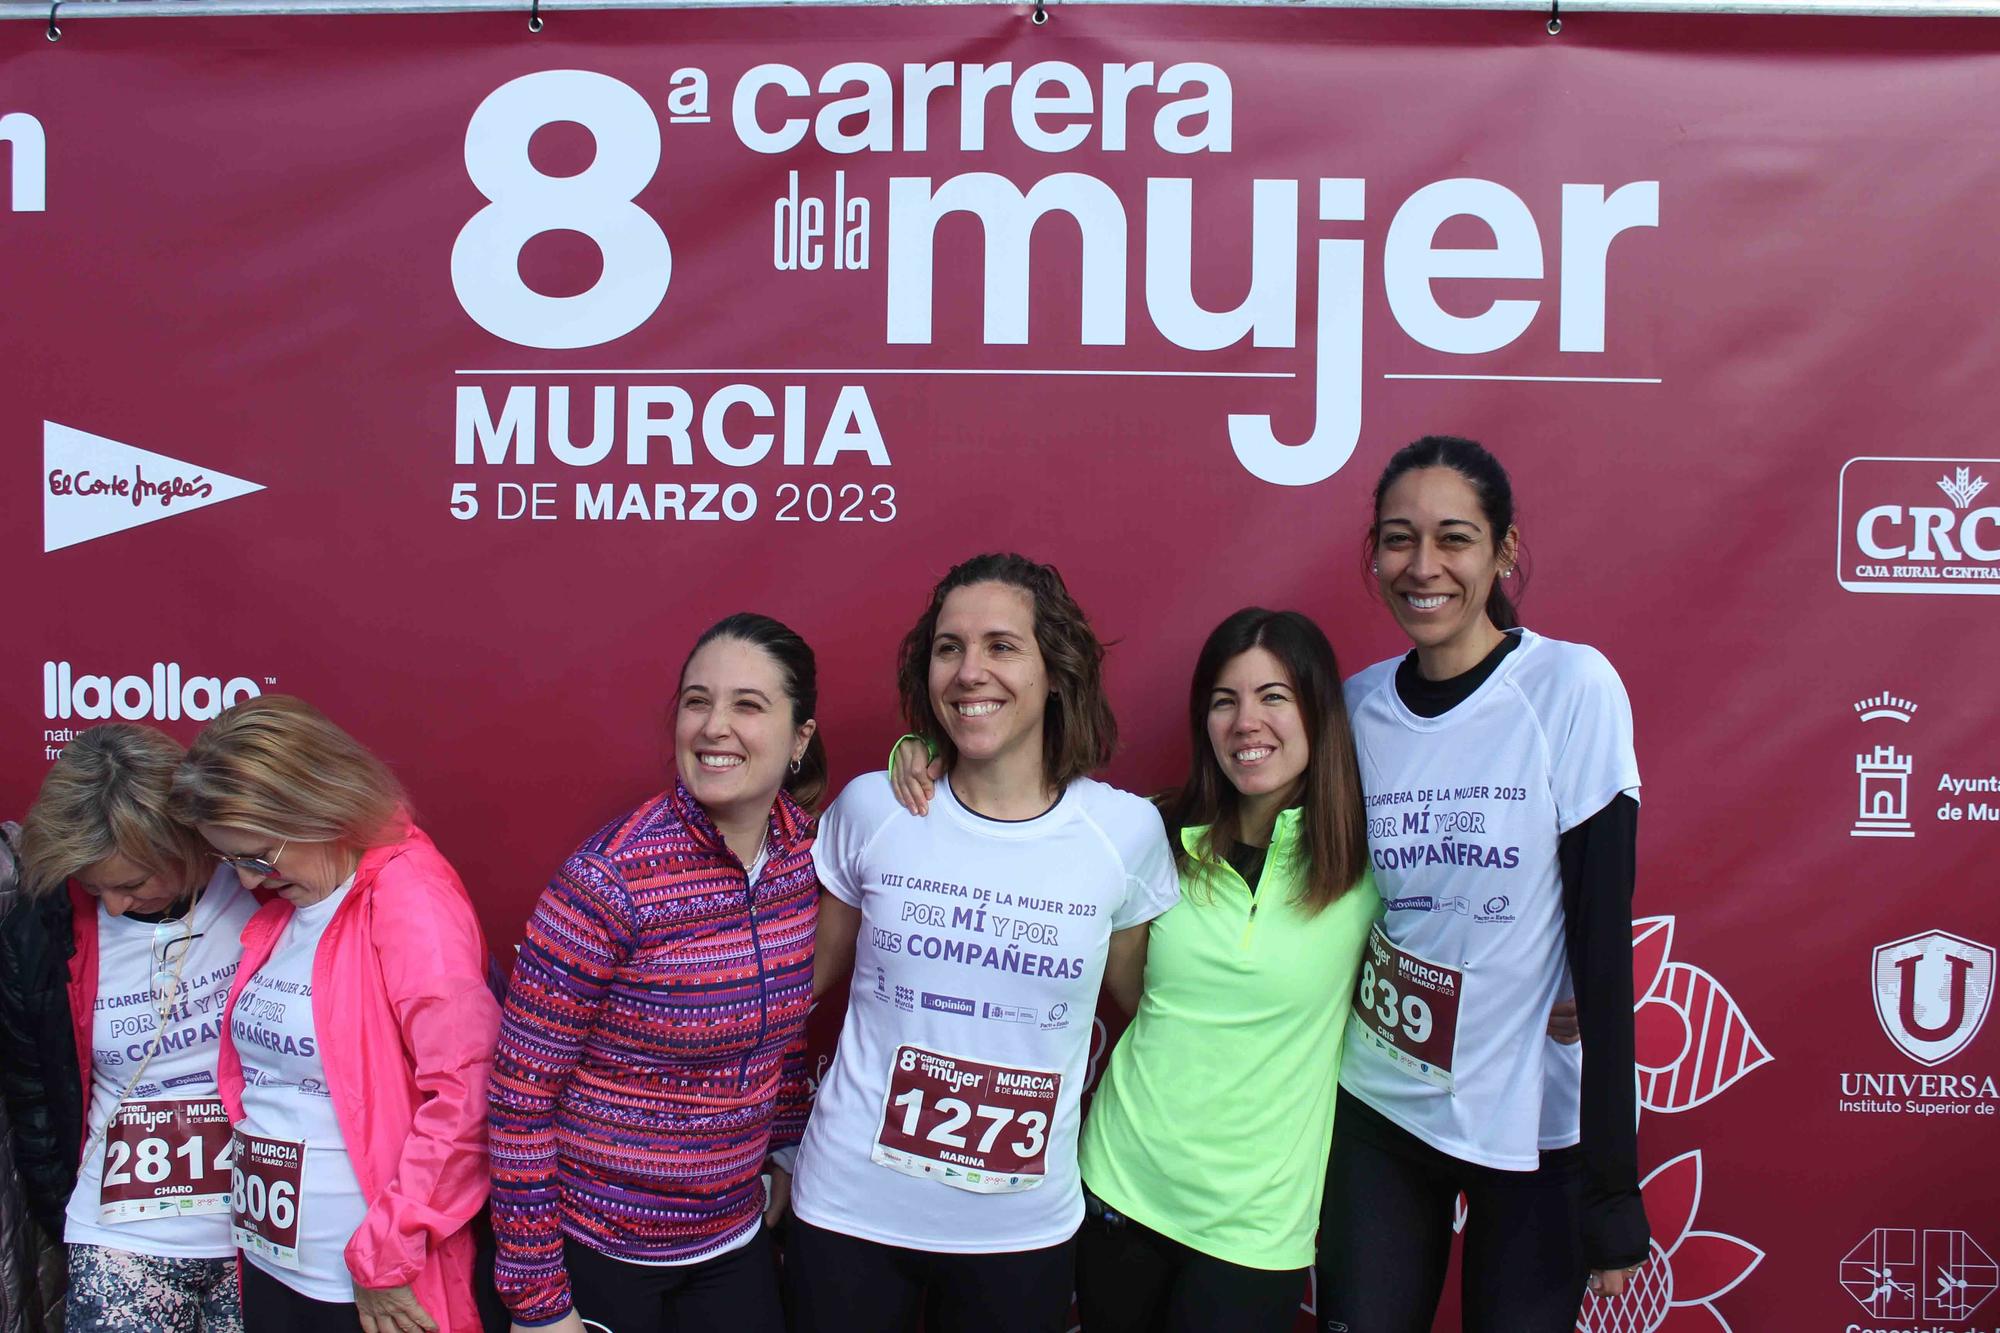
98, 1099, 233, 1224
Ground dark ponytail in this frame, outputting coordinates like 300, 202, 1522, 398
1369, 434, 1525, 628
681, 612, 829, 810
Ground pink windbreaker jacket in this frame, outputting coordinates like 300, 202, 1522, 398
218, 824, 500, 1332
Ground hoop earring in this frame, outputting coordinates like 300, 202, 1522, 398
790, 757, 803, 775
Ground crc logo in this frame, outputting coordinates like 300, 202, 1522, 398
1872, 930, 1995, 1066
43, 661, 262, 723
1838, 456, 2000, 595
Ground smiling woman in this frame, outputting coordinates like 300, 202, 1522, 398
488, 613, 822, 1333
788, 553, 1179, 1333
1317, 435, 1650, 1333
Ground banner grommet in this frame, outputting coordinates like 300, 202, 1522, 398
46, 0, 59, 41
528, 0, 543, 33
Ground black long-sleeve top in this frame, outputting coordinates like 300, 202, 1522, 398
1395, 636, 1650, 1269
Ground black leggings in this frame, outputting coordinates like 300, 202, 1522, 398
1316, 1091, 1587, 1333
565, 1228, 784, 1333
783, 1215, 1076, 1333
239, 1263, 358, 1333
1075, 1191, 1307, 1333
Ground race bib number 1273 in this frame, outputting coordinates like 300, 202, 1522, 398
872, 1045, 1060, 1194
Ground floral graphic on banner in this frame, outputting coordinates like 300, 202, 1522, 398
1576, 1152, 1764, 1333
1632, 917, 1772, 1113
1456, 918, 1770, 1239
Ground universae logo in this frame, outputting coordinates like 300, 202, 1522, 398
44, 661, 263, 723
1837, 456, 2000, 595
1872, 929, 1995, 1067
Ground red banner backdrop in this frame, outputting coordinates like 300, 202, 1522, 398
5, 7, 1998, 1330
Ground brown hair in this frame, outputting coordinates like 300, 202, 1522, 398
18, 724, 210, 899
170, 695, 407, 849
896, 553, 1117, 791
1159, 609, 1369, 912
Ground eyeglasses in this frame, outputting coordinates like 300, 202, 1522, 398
150, 918, 201, 1013
215, 840, 287, 879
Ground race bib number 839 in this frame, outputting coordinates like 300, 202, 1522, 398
1351, 924, 1463, 1091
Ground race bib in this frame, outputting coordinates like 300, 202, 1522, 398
1351, 924, 1463, 1091
871, 1045, 1060, 1194
97, 1099, 233, 1223
230, 1129, 306, 1269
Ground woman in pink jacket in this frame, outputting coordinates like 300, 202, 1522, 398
171, 696, 501, 1333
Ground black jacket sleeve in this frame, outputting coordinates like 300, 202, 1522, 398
0, 833, 84, 1234
1558, 793, 1650, 1270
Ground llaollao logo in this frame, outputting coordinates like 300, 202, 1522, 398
43, 661, 263, 723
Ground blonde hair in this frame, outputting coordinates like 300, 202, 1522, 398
170, 695, 407, 848
19, 724, 211, 900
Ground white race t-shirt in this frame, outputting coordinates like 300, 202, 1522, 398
791, 773, 1179, 1252
65, 866, 257, 1256
232, 879, 369, 1301
1340, 630, 1639, 1171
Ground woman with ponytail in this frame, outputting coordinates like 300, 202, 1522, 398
488, 613, 825, 1333
1316, 436, 1649, 1333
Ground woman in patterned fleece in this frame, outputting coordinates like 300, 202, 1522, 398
489, 613, 825, 1333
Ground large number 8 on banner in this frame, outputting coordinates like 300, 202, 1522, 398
451, 70, 672, 349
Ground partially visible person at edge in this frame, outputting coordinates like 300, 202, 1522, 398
487, 613, 823, 1333
789, 552, 1181, 1333
0, 725, 257, 1333
891, 609, 1374, 1330
1316, 435, 1650, 1333
172, 696, 501, 1333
